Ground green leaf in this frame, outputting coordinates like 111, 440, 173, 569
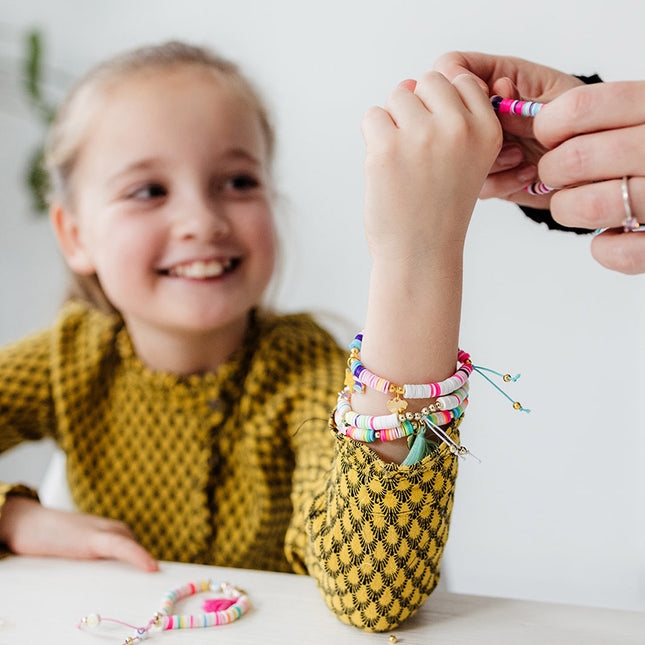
26, 146, 50, 215
24, 30, 43, 104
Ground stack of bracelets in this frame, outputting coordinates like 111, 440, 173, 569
331, 332, 529, 463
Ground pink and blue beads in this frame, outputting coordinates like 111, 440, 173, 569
491, 95, 544, 117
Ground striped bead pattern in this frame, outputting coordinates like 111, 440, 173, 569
525, 181, 553, 196
491, 95, 544, 117
158, 581, 250, 631
348, 333, 473, 399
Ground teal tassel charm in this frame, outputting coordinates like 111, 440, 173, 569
402, 433, 438, 466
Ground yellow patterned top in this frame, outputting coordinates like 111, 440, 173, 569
0, 301, 460, 632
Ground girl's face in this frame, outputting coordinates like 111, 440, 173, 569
59, 66, 276, 342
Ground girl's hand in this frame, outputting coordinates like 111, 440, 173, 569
0, 495, 158, 572
433, 51, 585, 208
361, 71, 502, 261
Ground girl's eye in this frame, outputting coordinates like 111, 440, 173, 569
225, 174, 260, 192
129, 183, 167, 200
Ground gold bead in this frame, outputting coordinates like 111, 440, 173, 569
124, 638, 134, 645
389, 635, 399, 643
513, 402, 521, 410
503, 374, 512, 382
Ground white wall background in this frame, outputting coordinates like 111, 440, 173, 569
1, 0, 643, 613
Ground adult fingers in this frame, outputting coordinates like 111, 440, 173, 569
550, 177, 645, 230
591, 229, 645, 274
538, 124, 645, 188
490, 144, 524, 174
535, 81, 645, 148
434, 51, 581, 104
479, 165, 539, 200
490, 77, 537, 139
433, 51, 493, 91
89, 530, 159, 572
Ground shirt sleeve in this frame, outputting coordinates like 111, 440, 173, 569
280, 318, 461, 632
0, 327, 57, 455
0, 328, 56, 555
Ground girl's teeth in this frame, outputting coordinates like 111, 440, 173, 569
170, 260, 231, 278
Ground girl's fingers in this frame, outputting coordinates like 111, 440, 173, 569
413, 70, 467, 116
90, 530, 159, 572
550, 177, 645, 230
535, 81, 645, 149
361, 105, 397, 146
398, 78, 417, 92
384, 86, 435, 129
591, 229, 645, 274
539, 124, 645, 188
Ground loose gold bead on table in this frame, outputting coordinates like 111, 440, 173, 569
389, 635, 399, 643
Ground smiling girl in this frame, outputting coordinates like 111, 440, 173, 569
0, 42, 501, 631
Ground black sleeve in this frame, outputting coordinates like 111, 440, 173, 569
518, 73, 603, 235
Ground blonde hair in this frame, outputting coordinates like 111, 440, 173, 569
45, 41, 276, 315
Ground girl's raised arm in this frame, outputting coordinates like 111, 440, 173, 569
354, 72, 502, 464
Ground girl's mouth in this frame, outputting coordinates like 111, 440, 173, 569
158, 258, 241, 279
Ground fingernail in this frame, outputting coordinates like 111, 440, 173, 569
497, 146, 523, 167
517, 164, 538, 183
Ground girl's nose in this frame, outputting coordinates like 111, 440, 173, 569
174, 196, 231, 241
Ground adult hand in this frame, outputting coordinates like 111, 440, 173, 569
534, 82, 645, 274
0, 495, 158, 571
435, 52, 645, 274
433, 51, 584, 208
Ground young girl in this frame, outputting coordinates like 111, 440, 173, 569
0, 42, 501, 632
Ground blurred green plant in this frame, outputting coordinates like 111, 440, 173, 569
22, 30, 57, 214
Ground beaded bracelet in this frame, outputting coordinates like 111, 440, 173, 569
332, 394, 479, 462
490, 95, 544, 117
347, 333, 473, 413
78, 580, 249, 644
332, 399, 466, 443
347, 333, 528, 413
334, 387, 468, 438
335, 381, 470, 432
490, 95, 554, 197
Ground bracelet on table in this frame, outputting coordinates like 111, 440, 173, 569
78, 580, 250, 644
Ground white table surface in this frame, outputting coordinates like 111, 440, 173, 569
0, 556, 643, 644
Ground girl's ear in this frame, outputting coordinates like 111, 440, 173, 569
50, 204, 96, 275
